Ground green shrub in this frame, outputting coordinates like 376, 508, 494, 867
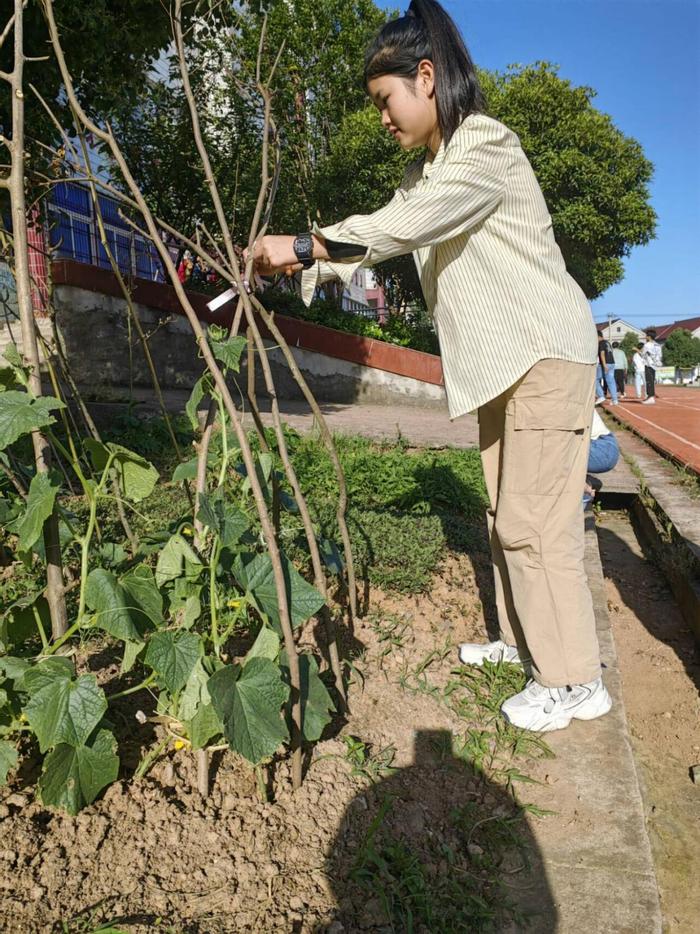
259, 288, 440, 356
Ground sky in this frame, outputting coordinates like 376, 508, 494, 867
443, 0, 700, 328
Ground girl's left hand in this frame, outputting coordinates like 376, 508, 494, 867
244, 236, 302, 277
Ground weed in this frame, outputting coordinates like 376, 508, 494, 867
350, 793, 534, 932
341, 735, 398, 783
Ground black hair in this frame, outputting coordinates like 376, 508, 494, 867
646, 329, 657, 339
637, 341, 644, 348
612, 341, 619, 348
597, 330, 604, 338
364, 0, 484, 147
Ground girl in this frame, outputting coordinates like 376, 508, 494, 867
247, 0, 611, 733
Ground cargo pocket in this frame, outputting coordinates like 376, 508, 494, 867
502, 397, 589, 497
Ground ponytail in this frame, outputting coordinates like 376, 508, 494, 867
364, 0, 484, 147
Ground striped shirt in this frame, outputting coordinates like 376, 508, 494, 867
301, 113, 598, 418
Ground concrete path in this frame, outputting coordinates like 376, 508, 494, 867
94, 387, 480, 448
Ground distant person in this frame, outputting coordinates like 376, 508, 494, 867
632, 342, 646, 399
642, 329, 663, 405
611, 341, 628, 399
595, 330, 618, 405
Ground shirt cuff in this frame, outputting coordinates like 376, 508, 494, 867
301, 263, 321, 307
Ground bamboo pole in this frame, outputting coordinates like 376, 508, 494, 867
2, 0, 67, 638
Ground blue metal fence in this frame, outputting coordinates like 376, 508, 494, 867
46, 182, 165, 282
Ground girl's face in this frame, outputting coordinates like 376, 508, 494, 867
368, 60, 440, 152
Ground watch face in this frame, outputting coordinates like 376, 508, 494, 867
295, 235, 313, 255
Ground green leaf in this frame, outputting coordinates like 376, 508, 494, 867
0, 391, 64, 451
96, 541, 127, 568
172, 456, 198, 482
0, 594, 50, 652
186, 702, 223, 751
208, 657, 290, 765
0, 739, 18, 784
240, 452, 273, 497
197, 489, 250, 548
0, 655, 32, 684
210, 333, 246, 372
107, 443, 159, 502
155, 534, 201, 587
121, 565, 163, 629
177, 658, 223, 749
121, 640, 145, 675
244, 626, 280, 663
283, 652, 334, 742
235, 551, 325, 633
20, 656, 74, 694
83, 438, 110, 473
38, 728, 119, 814
85, 568, 141, 643
24, 672, 107, 752
85, 440, 158, 502
185, 375, 207, 431
178, 658, 212, 722
319, 537, 345, 576
144, 630, 200, 694
168, 576, 202, 628
12, 471, 61, 553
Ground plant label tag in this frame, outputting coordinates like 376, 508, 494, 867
207, 288, 237, 312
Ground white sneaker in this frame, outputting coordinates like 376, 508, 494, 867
642, 397, 656, 405
459, 639, 522, 667
501, 677, 612, 732
594, 397, 605, 406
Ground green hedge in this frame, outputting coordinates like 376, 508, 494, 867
259, 288, 440, 356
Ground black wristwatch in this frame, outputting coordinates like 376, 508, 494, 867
293, 233, 315, 269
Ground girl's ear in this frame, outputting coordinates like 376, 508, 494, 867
416, 58, 436, 98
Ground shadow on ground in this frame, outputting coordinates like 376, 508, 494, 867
315, 729, 556, 933
597, 523, 700, 695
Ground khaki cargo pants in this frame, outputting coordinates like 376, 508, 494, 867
477, 358, 601, 688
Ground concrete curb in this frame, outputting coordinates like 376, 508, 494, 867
519, 516, 663, 932
611, 431, 700, 644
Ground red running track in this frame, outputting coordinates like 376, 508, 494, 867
601, 386, 700, 475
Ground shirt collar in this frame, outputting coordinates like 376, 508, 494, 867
422, 137, 447, 180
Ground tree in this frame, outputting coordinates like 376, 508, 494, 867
103, 1, 389, 247
662, 329, 700, 368
482, 63, 656, 299
0, 1, 173, 149
619, 330, 642, 367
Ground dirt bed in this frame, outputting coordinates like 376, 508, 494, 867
0, 549, 549, 933
597, 512, 700, 933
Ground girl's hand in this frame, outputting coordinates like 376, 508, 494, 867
244, 236, 303, 277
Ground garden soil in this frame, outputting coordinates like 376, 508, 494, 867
0, 547, 549, 933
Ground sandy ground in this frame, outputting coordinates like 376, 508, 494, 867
597, 512, 700, 933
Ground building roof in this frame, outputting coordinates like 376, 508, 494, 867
593, 317, 645, 331
653, 316, 700, 340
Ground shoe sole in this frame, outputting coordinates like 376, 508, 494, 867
502, 689, 612, 733
459, 651, 523, 668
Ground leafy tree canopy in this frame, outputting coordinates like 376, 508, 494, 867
0, 1, 172, 146
662, 329, 700, 368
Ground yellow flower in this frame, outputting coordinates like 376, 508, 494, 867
227, 598, 243, 608
181, 525, 193, 536
173, 739, 186, 750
